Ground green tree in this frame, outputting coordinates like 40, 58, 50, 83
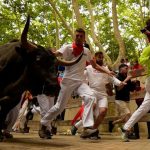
0, 0, 149, 69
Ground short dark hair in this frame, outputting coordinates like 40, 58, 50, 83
120, 58, 125, 63
75, 28, 85, 35
95, 51, 103, 57
119, 64, 128, 70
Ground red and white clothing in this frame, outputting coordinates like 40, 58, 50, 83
72, 65, 121, 127
41, 44, 96, 128
85, 65, 121, 109
86, 65, 120, 95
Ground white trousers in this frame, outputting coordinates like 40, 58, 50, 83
37, 94, 54, 131
7, 92, 26, 131
74, 95, 108, 128
75, 120, 83, 128
124, 76, 150, 130
12, 100, 29, 130
6, 102, 21, 131
41, 79, 96, 128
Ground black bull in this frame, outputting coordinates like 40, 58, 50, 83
0, 15, 82, 140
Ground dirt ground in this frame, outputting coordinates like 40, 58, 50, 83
0, 132, 150, 150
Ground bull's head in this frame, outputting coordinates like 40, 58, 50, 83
17, 15, 82, 96
21, 15, 83, 66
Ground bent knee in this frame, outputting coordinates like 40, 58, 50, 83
83, 96, 96, 105
99, 109, 107, 116
53, 104, 62, 112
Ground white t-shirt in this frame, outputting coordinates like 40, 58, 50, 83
85, 65, 121, 96
58, 44, 93, 81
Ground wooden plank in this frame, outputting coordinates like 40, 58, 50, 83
139, 114, 150, 122
65, 90, 146, 109
102, 114, 150, 123
130, 90, 145, 100
65, 98, 82, 108
55, 114, 150, 126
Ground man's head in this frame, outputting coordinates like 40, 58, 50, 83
74, 28, 85, 45
120, 58, 125, 64
119, 64, 128, 75
95, 51, 104, 66
134, 60, 139, 65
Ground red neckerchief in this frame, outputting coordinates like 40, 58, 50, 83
72, 42, 83, 57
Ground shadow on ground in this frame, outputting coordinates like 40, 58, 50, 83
2, 137, 72, 148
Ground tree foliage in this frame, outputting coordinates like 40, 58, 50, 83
0, 0, 149, 68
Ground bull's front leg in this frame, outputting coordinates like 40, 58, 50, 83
0, 96, 14, 141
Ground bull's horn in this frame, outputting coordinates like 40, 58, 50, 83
21, 15, 37, 50
56, 52, 83, 66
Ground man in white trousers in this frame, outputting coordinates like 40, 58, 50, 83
71, 52, 125, 139
120, 45, 150, 142
37, 94, 54, 139
39, 28, 114, 139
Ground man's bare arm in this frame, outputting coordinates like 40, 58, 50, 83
117, 75, 132, 91
90, 59, 115, 76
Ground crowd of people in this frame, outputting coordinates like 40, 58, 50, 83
2, 19, 150, 143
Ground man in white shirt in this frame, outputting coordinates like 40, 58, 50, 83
87, 52, 123, 130
39, 28, 114, 139
71, 52, 124, 139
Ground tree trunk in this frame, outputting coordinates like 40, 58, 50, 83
112, 0, 126, 70
86, 0, 112, 65
48, 0, 74, 38
54, 11, 60, 49
72, 0, 94, 52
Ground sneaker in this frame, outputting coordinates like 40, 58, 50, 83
23, 127, 30, 133
45, 130, 52, 139
0, 131, 4, 142
71, 126, 78, 135
2, 131, 13, 139
51, 126, 57, 135
39, 125, 52, 139
128, 133, 139, 140
89, 130, 100, 140
118, 127, 129, 142
80, 128, 98, 139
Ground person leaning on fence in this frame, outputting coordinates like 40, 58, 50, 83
119, 19, 150, 142
38, 28, 115, 140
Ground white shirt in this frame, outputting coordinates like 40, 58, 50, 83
58, 44, 93, 81
85, 65, 121, 96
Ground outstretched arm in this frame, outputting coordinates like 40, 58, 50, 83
90, 58, 115, 76
117, 75, 132, 91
